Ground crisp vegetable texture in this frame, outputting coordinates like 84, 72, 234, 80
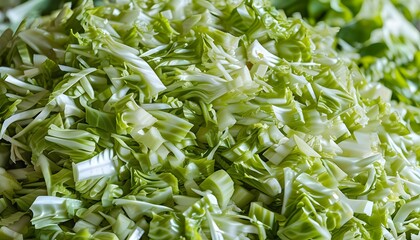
0, 0, 420, 239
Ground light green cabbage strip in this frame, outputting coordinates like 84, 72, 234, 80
73, 148, 116, 181
0, 0, 419, 239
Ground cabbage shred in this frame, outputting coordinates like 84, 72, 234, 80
0, 0, 419, 239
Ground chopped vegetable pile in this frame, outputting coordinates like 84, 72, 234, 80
0, 0, 419, 239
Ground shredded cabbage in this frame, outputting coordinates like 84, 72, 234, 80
0, 0, 419, 239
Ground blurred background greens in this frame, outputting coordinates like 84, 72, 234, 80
0, 0, 65, 32
0, 0, 106, 33
272, 0, 420, 107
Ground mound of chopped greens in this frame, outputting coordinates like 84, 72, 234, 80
0, 0, 419, 239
